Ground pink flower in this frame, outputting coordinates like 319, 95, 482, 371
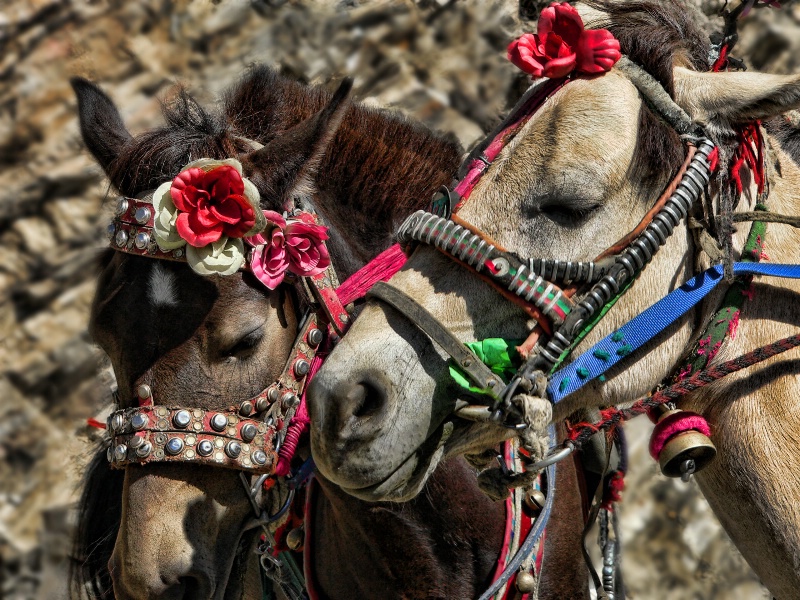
171, 165, 256, 247
507, 3, 621, 79
246, 211, 331, 290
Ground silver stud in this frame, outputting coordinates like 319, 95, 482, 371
165, 437, 184, 455
134, 231, 150, 250
106, 223, 116, 240
106, 447, 113, 462
113, 444, 128, 462
225, 441, 242, 459
114, 229, 129, 247
255, 396, 269, 413
137, 384, 152, 401
115, 197, 129, 216
294, 359, 310, 377
239, 401, 253, 416
127, 435, 144, 449
241, 423, 257, 442
134, 206, 152, 224
308, 328, 324, 347
172, 248, 184, 259
130, 413, 147, 430
210, 413, 228, 432
173, 410, 191, 429
197, 440, 214, 456
267, 388, 280, 403
282, 392, 300, 410
111, 413, 125, 432
252, 450, 267, 465
135, 442, 152, 458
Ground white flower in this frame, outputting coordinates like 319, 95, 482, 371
151, 180, 186, 250
185, 236, 245, 276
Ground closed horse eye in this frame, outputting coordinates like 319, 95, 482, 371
539, 202, 601, 225
221, 329, 264, 359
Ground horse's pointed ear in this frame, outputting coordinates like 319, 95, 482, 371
242, 77, 353, 208
673, 66, 800, 126
71, 77, 132, 174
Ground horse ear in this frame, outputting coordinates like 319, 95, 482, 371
673, 66, 800, 126
71, 77, 132, 174
241, 77, 353, 209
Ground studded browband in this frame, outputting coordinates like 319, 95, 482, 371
106, 193, 348, 474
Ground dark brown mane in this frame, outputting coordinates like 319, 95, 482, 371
108, 65, 461, 253
587, 0, 711, 188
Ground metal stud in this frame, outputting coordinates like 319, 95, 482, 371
241, 423, 258, 442
307, 328, 324, 347
106, 223, 116, 240
225, 441, 242, 459
173, 410, 191, 429
252, 450, 267, 465
239, 401, 253, 416
210, 413, 228, 432
282, 392, 300, 410
172, 248, 184, 259
130, 413, 147, 430
127, 435, 144, 449
106, 447, 113, 462
113, 444, 128, 462
111, 413, 125, 432
294, 359, 310, 377
134, 231, 150, 250
255, 396, 269, 413
165, 437, 184, 455
134, 206, 152, 225
136, 442, 152, 458
267, 388, 280, 403
115, 197, 129, 216
137, 384, 152, 401
197, 440, 214, 457
114, 229, 129, 247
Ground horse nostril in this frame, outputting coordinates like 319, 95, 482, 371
347, 381, 386, 419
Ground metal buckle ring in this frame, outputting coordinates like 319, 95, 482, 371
525, 440, 575, 472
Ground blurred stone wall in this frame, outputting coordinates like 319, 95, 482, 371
0, 1, 797, 598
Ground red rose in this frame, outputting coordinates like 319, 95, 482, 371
284, 221, 331, 277
171, 165, 257, 247
507, 3, 621, 79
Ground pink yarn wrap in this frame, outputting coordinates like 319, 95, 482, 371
273, 244, 408, 476
649, 411, 711, 460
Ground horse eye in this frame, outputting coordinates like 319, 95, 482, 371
222, 329, 264, 359
540, 203, 600, 225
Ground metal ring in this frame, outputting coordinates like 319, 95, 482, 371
525, 441, 575, 472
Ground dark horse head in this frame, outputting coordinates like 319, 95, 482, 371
71, 67, 461, 599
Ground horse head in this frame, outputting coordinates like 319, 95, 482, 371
308, 0, 800, 512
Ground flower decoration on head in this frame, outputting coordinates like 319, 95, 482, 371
507, 2, 621, 79
246, 211, 331, 290
152, 158, 266, 276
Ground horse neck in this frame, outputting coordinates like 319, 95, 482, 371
309, 457, 505, 599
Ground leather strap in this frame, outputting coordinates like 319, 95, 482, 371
367, 281, 506, 399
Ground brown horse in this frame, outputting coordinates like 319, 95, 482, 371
308, 1, 800, 598
70, 67, 589, 599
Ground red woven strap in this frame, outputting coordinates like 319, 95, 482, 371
107, 405, 278, 474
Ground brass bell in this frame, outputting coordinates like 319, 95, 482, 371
286, 526, 304, 551
655, 409, 716, 479
524, 488, 546, 513
516, 571, 537, 593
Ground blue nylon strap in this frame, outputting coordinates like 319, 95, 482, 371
547, 263, 800, 403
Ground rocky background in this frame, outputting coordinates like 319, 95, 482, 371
1, 1, 798, 598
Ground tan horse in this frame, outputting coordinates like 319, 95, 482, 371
307, 2, 800, 597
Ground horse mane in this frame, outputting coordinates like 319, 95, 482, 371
71, 446, 125, 599
106, 66, 461, 252
586, 0, 711, 187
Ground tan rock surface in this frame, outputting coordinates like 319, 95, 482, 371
0, 1, 797, 598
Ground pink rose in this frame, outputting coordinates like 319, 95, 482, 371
507, 3, 621, 79
246, 211, 331, 290
171, 165, 256, 247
